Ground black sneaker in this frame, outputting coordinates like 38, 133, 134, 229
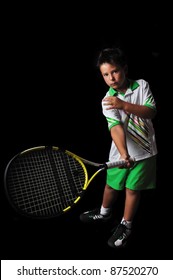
108, 221, 132, 248
80, 208, 112, 224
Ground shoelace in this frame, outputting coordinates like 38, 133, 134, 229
111, 224, 126, 237
93, 214, 104, 220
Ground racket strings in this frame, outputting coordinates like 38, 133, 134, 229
6, 149, 86, 217
7, 153, 60, 216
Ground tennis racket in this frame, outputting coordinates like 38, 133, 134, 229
4, 145, 134, 219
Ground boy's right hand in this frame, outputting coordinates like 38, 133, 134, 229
119, 154, 135, 168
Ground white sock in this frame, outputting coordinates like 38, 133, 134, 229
121, 217, 132, 229
100, 206, 111, 216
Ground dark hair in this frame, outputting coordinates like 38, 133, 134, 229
96, 47, 127, 68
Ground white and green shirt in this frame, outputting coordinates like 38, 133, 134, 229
102, 79, 158, 162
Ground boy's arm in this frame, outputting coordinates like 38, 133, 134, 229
103, 97, 156, 119
110, 124, 132, 167
123, 101, 156, 119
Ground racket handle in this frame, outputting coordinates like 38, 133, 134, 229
106, 157, 135, 169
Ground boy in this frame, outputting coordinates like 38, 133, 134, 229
80, 47, 157, 248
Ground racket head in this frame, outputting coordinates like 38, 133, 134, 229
4, 146, 89, 219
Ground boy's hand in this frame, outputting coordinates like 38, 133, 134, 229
119, 154, 135, 168
103, 96, 125, 110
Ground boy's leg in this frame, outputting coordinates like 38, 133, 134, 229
108, 156, 156, 248
108, 189, 140, 248
79, 184, 118, 223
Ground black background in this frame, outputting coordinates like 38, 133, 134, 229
1, 3, 171, 260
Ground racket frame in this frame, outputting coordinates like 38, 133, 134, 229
4, 145, 129, 219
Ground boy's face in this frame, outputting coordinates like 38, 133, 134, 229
100, 63, 128, 92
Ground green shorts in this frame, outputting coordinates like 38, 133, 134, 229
106, 156, 157, 191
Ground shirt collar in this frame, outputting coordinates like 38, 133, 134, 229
108, 80, 139, 96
